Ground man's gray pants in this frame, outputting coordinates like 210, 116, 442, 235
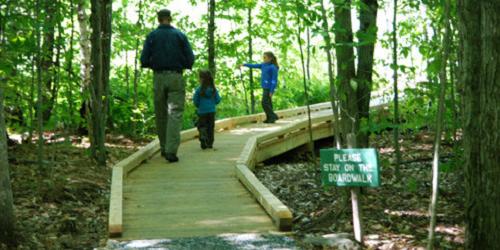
153, 71, 185, 156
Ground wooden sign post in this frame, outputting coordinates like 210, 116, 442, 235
320, 134, 380, 243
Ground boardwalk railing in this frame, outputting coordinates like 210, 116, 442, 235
108, 102, 332, 237
235, 111, 336, 231
234, 102, 388, 231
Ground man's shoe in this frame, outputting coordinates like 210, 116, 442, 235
264, 119, 276, 124
165, 154, 179, 163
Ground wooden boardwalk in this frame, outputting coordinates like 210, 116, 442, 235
121, 115, 311, 240
109, 102, 391, 241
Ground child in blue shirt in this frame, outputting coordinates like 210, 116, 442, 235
242, 51, 280, 123
193, 70, 221, 149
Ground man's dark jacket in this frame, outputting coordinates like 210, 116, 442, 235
140, 24, 195, 72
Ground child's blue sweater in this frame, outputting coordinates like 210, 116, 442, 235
193, 87, 221, 115
243, 62, 279, 93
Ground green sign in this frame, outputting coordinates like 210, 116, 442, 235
320, 148, 380, 187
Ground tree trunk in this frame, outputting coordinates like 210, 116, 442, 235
29, 0, 37, 142
427, 0, 451, 247
319, 0, 342, 149
132, 0, 144, 135
28, 55, 35, 143
247, 6, 255, 114
306, 26, 311, 82
125, 51, 130, 97
36, 0, 45, 169
77, 0, 92, 136
65, 0, 76, 137
333, 0, 357, 138
457, 0, 500, 248
239, 68, 250, 115
89, 0, 112, 166
295, 1, 314, 158
392, 0, 401, 176
208, 0, 216, 75
0, 8, 16, 243
450, 61, 457, 142
40, 0, 57, 122
122, 3, 130, 98
53, 1, 63, 127
356, 0, 378, 147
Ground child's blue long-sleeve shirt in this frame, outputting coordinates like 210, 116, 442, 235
193, 87, 221, 115
243, 62, 279, 93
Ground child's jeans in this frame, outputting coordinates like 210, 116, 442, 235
197, 112, 215, 148
262, 89, 278, 122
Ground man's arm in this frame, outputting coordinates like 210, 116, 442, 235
181, 33, 195, 69
140, 34, 153, 68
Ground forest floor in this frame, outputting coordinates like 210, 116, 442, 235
4, 134, 148, 250
256, 130, 465, 250
2, 130, 464, 250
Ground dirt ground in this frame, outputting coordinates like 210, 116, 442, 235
256, 131, 464, 250
3, 134, 147, 250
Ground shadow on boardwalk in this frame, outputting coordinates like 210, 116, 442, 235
105, 233, 298, 250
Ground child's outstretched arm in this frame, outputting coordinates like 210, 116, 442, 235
243, 63, 263, 69
193, 88, 201, 108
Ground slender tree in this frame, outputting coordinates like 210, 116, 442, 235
132, 0, 144, 135
306, 26, 311, 82
207, 0, 216, 75
64, 0, 77, 137
450, 61, 458, 142
53, 0, 63, 128
295, 1, 315, 157
28, 55, 35, 143
125, 51, 130, 97
40, 0, 57, 122
392, 0, 401, 176
89, 0, 112, 165
333, 0, 357, 137
247, 5, 255, 114
427, 0, 451, 247
77, 0, 91, 89
77, 0, 92, 135
319, 0, 342, 149
122, 2, 130, 98
239, 68, 251, 115
0, 3, 16, 245
356, 0, 378, 147
36, 0, 45, 169
457, 0, 500, 248
0, 80, 15, 247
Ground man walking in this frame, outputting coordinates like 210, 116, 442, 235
141, 9, 195, 162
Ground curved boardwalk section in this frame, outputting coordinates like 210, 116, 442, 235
110, 103, 333, 240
